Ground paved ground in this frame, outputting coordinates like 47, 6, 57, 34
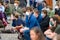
0, 33, 18, 40
0, 17, 19, 40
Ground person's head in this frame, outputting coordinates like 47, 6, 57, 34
26, 7, 33, 16
30, 27, 46, 40
49, 17, 58, 32
43, 1, 47, 7
33, 9, 39, 18
4, 3, 9, 8
0, 1, 3, 6
41, 10, 47, 18
14, 1, 19, 7
22, 7, 26, 13
13, 12, 20, 19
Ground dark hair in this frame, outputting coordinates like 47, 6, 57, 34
42, 10, 47, 15
0, 1, 3, 5
34, 9, 39, 14
43, 1, 47, 4
51, 17, 58, 24
22, 7, 26, 13
26, 7, 33, 12
50, 17, 58, 32
13, 12, 20, 18
30, 27, 46, 40
43, 1, 48, 6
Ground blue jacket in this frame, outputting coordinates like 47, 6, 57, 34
25, 14, 40, 29
37, 14, 43, 24
37, 3, 44, 13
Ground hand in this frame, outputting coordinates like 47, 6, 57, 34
20, 29, 24, 33
3, 18, 6, 22
15, 25, 23, 30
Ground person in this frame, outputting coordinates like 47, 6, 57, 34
4, 3, 11, 16
30, 27, 46, 40
44, 17, 58, 40
0, 2, 7, 26
55, 1, 60, 16
20, 7, 40, 40
42, 1, 50, 12
30, 0, 34, 7
22, 7, 26, 21
55, 1, 60, 23
48, 7, 55, 18
19, 0, 27, 7
0, 1, 5, 13
25, 7, 40, 29
12, 12, 25, 31
40, 9, 50, 33
12, 1, 23, 18
10, 0, 14, 4
55, 24, 60, 34
36, 0, 44, 13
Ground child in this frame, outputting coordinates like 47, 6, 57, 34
12, 12, 25, 31
30, 27, 46, 40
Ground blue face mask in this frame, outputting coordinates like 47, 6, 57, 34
41, 13, 45, 17
41, 13, 44, 16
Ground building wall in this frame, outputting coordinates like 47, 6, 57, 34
45, 0, 53, 8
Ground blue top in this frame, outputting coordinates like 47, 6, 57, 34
12, 18, 25, 27
37, 3, 44, 13
25, 13, 40, 29
37, 14, 42, 24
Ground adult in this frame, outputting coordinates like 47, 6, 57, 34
40, 9, 50, 33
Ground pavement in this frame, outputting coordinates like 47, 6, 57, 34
0, 33, 18, 40
0, 17, 19, 40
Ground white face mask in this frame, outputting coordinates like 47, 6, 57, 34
14, 3, 18, 7
55, 6, 59, 9
26, 12, 30, 16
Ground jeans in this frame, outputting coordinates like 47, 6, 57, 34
23, 30, 31, 40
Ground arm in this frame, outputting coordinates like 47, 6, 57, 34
44, 29, 52, 35
2, 6, 5, 12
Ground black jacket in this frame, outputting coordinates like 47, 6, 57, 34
40, 15, 50, 32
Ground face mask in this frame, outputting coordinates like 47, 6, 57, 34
14, 3, 18, 7
41, 13, 45, 18
49, 21, 54, 27
26, 12, 30, 16
55, 6, 59, 9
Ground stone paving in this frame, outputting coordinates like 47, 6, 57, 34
0, 33, 18, 40
0, 17, 19, 40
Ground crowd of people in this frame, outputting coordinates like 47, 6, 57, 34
0, 0, 60, 40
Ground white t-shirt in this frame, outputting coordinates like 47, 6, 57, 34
0, 5, 5, 12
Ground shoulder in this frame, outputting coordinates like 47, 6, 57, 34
46, 16, 50, 19
31, 15, 36, 20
